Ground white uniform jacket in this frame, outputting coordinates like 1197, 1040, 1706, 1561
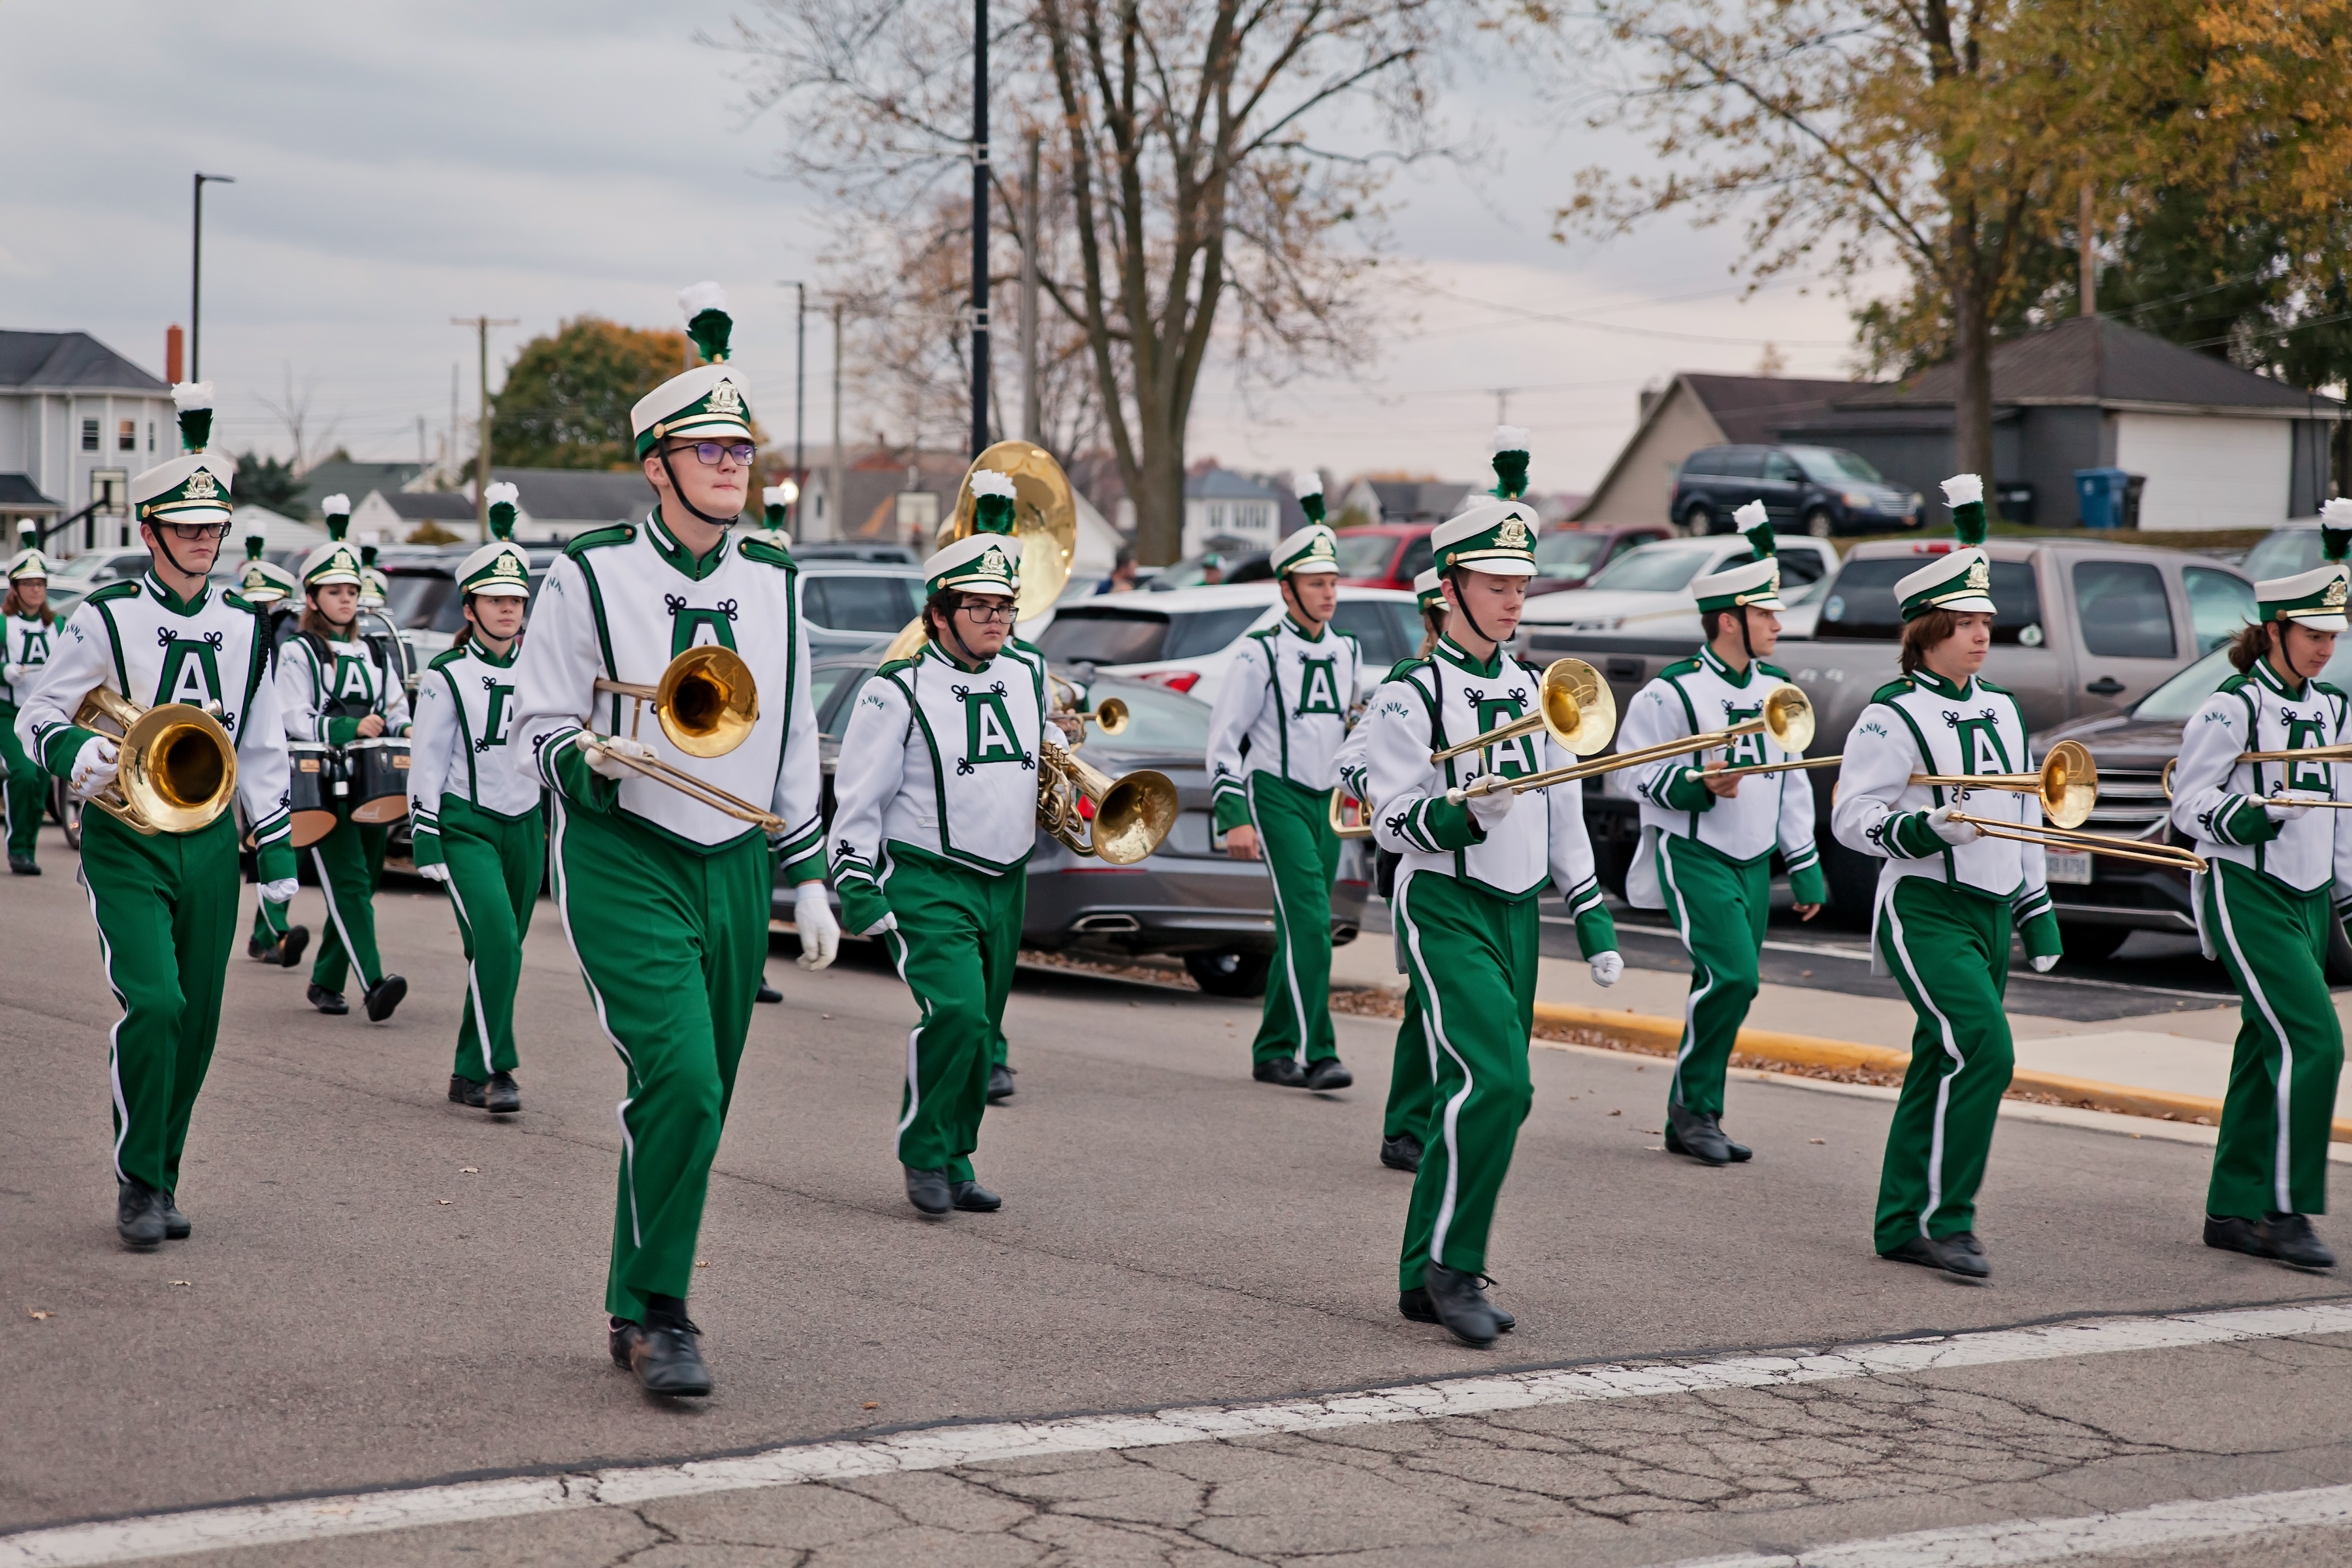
1829, 669, 2053, 971
0, 613, 61, 705
1616, 644, 1820, 908
508, 513, 824, 874
16, 572, 293, 850
407, 638, 544, 840
277, 627, 412, 744
1205, 615, 1360, 826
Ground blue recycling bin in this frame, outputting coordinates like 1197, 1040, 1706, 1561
2075, 467, 2131, 529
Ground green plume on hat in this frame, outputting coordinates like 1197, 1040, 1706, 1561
485, 480, 519, 541
361, 543, 378, 568
1294, 468, 1326, 526
171, 382, 214, 453
679, 282, 733, 364
19, 521, 38, 551
1490, 425, 1531, 500
762, 482, 796, 529
1940, 473, 1988, 547
2322, 499, 2352, 565
970, 468, 1019, 535
1733, 500, 1774, 563
245, 532, 267, 563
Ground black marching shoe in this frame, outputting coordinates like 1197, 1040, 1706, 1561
1421, 1263, 1503, 1348
1253, 1057, 1307, 1088
307, 983, 349, 1015
904, 1166, 953, 1216
755, 980, 783, 1004
1882, 1231, 1991, 1279
1665, 1102, 1733, 1167
1399, 1285, 1514, 1333
988, 1063, 1016, 1103
116, 1180, 166, 1250
8, 854, 39, 875
1380, 1134, 1424, 1173
485, 1071, 521, 1115
159, 1191, 191, 1240
608, 1316, 643, 1369
247, 934, 282, 963
1303, 1057, 1354, 1092
2209, 1213, 2336, 1269
449, 1075, 489, 1109
950, 1179, 1002, 1213
363, 974, 407, 1022
629, 1314, 713, 1397
278, 926, 310, 969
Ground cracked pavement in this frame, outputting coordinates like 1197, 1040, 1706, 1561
5, 849, 2352, 1565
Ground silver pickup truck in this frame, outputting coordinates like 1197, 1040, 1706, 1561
1513, 536, 2256, 924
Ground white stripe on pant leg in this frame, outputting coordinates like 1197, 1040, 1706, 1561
2208, 867, 2297, 1215
310, 844, 373, 990
79, 872, 135, 1184
1397, 872, 1475, 1271
1245, 781, 1309, 1054
1658, 837, 1714, 1111
887, 928, 925, 1140
1882, 896, 1966, 1239
442, 873, 496, 1081
547, 799, 640, 1246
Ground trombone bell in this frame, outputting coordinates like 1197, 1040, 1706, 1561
1428, 658, 1616, 764
595, 645, 760, 759
73, 687, 240, 836
1910, 739, 2097, 830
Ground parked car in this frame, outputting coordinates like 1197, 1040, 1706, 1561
1515, 536, 2255, 922
1672, 444, 1923, 538
797, 557, 928, 656
2239, 525, 2323, 582
794, 541, 919, 565
1031, 583, 1425, 703
1329, 524, 1434, 591
1527, 523, 1676, 597
1145, 548, 1273, 591
1517, 535, 1842, 641
777, 659, 1368, 994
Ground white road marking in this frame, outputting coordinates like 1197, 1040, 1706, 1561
1664, 1478, 2352, 1567
8, 1301, 2351, 1567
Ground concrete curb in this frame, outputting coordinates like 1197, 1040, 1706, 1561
1529, 1002, 2352, 1145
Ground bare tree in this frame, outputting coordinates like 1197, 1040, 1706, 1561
255, 365, 344, 479
719, 0, 1453, 562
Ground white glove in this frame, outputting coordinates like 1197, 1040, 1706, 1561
261, 877, 299, 904
69, 736, 120, 802
1926, 804, 1979, 845
2031, 953, 2058, 972
4, 664, 24, 687
418, 862, 449, 884
793, 881, 840, 971
1590, 951, 1624, 988
2266, 798, 2313, 823
1466, 783, 1516, 831
862, 910, 899, 938
579, 733, 657, 781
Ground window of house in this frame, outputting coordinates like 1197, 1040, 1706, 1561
80, 419, 100, 452
118, 419, 136, 452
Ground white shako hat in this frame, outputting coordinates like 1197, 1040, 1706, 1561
7, 521, 53, 581
1688, 501, 1784, 613
924, 531, 1022, 597
2257, 498, 2352, 631
1271, 523, 1339, 576
1413, 566, 1445, 614
630, 283, 755, 457
131, 382, 235, 525
1893, 474, 1997, 619
457, 540, 532, 598
1429, 497, 1539, 576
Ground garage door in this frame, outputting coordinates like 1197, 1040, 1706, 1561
2113, 413, 2289, 532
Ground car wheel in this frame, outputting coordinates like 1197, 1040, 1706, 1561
1803, 506, 1837, 539
1184, 947, 1271, 998
2055, 921, 2131, 964
1681, 504, 1713, 538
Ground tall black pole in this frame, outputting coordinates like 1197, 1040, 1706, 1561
794, 282, 807, 534
189, 172, 235, 382
970, 0, 990, 459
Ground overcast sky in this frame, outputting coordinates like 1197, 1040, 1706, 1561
3, 1, 1897, 493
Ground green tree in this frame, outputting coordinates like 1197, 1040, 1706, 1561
490, 318, 693, 470
235, 451, 304, 519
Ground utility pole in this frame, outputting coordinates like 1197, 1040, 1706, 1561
831, 301, 846, 545
1021, 131, 1041, 444
451, 316, 518, 538
448, 364, 459, 485
2078, 182, 2098, 317
189, 172, 235, 382
968, 0, 990, 459
779, 281, 807, 535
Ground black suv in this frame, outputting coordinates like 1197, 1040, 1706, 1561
1671, 444, 1922, 538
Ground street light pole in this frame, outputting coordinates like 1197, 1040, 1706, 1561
969, 0, 990, 459
190, 172, 235, 383
779, 281, 807, 535
451, 316, 519, 540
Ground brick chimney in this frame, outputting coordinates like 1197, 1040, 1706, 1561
165, 325, 184, 384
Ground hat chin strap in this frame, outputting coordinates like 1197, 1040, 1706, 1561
1445, 566, 1503, 648
146, 523, 207, 587
657, 446, 742, 530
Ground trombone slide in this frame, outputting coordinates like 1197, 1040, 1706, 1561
1711, 755, 1842, 781
576, 738, 784, 832
1328, 789, 1373, 838
1944, 813, 2208, 873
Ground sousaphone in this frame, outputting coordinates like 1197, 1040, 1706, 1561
879, 441, 1079, 663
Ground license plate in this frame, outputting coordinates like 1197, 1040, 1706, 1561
2045, 848, 2093, 885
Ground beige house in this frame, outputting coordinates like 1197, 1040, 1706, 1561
1573, 374, 1868, 526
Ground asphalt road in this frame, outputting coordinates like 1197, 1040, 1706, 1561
6, 821, 2352, 1567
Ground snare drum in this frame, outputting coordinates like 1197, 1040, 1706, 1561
344, 737, 412, 825
286, 740, 338, 847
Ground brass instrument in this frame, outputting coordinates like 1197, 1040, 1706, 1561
589, 645, 784, 831
1329, 787, 1373, 838
1913, 739, 2206, 872
1037, 746, 1179, 865
71, 687, 238, 836
1712, 755, 1844, 781
881, 441, 1080, 663
2233, 741, 2352, 764
1429, 658, 1614, 765
1047, 671, 1128, 747
2159, 755, 2352, 810
1450, 681, 1813, 802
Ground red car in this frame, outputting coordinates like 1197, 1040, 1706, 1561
1328, 523, 1435, 591
1329, 520, 1671, 596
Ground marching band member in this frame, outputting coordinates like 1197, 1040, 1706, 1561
1206, 477, 1359, 1089
1364, 489, 1621, 1347
237, 535, 310, 966
2170, 507, 2352, 1271
1617, 504, 1823, 1166
1831, 475, 2060, 1280
830, 488, 1062, 1217
17, 382, 297, 1249
409, 485, 542, 1117
357, 543, 391, 610
1, 525, 59, 875
280, 507, 411, 1021
510, 282, 835, 1397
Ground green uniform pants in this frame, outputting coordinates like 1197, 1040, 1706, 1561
551, 803, 767, 1322
880, 844, 1024, 1180
440, 796, 545, 1083
1382, 987, 1433, 1144
308, 814, 388, 994
1874, 878, 2014, 1253
80, 811, 239, 1194
1656, 834, 1769, 1120
0, 700, 45, 862
1245, 773, 1341, 1065
251, 890, 291, 944
2202, 861, 2342, 1220
1392, 870, 1538, 1290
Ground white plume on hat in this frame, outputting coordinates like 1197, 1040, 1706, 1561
762, 484, 796, 508
1491, 425, 1531, 454
678, 281, 729, 319
171, 381, 215, 412
2321, 498, 2352, 528
1940, 473, 1984, 508
320, 493, 351, 516
1294, 468, 1324, 500
1733, 500, 1769, 531
484, 481, 520, 510
969, 469, 1017, 502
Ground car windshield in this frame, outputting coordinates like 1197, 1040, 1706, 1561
1034, 603, 1266, 664
1533, 532, 1612, 581
1584, 543, 1718, 593
382, 572, 460, 632
802, 573, 921, 633
1786, 446, 1884, 483
1814, 555, 2044, 644
2240, 529, 2320, 582
2134, 642, 2352, 721
1330, 532, 1397, 577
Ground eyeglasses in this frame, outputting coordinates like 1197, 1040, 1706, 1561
155, 521, 231, 543
669, 440, 757, 467
956, 600, 1016, 624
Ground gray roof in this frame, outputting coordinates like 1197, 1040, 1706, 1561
1838, 316, 2341, 414
490, 466, 652, 525
1186, 468, 1280, 502
0, 474, 62, 512
1678, 374, 1868, 444
299, 461, 424, 516
370, 491, 478, 521
1365, 480, 1472, 522
0, 331, 169, 395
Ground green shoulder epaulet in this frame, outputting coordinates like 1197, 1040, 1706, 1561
875, 655, 920, 678
86, 580, 142, 605
739, 537, 796, 570
2313, 679, 2347, 702
1381, 657, 1421, 682
427, 646, 470, 672
563, 524, 636, 560
2217, 672, 2256, 696
222, 589, 257, 613
1976, 675, 2012, 695
1868, 677, 1915, 705
1757, 660, 1793, 682
1659, 656, 1704, 680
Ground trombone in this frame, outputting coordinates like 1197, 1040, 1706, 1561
1446, 681, 1815, 803
1429, 658, 1615, 765
71, 686, 239, 836
1329, 787, 1373, 838
1913, 740, 2207, 872
2158, 755, 2352, 811
589, 645, 785, 832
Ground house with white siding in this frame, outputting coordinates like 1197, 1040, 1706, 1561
0, 331, 178, 555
